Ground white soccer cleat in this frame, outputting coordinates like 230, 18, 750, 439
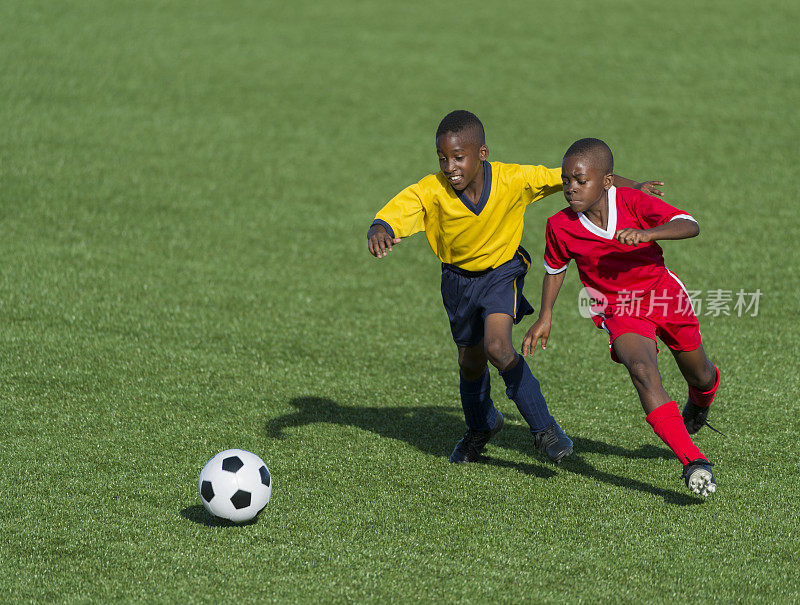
682, 459, 717, 497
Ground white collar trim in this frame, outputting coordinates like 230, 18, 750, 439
578, 186, 617, 239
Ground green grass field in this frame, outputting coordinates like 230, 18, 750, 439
2, 1, 799, 602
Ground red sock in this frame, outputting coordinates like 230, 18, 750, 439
688, 366, 720, 408
646, 401, 706, 465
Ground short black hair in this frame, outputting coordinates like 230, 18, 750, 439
436, 110, 485, 145
564, 138, 614, 174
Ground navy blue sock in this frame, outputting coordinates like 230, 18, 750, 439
459, 368, 499, 431
499, 355, 554, 433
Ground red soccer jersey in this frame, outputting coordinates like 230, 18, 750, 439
543, 186, 696, 307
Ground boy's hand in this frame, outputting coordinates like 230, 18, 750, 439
637, 181, 665, 197
521, 317, 551, 357
368, 225, 402, 258
615, 228, 651, 246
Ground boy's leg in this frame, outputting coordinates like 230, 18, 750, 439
457, 343, 498, 431
607, 278, 717, 494
670, 345, 720, 434
671, 344, 716, 392
613, 333, 710, 468
612, 333, 670, 414
484, 313, 572, 462
450, 343, 504, 463
657, 271, 720, 434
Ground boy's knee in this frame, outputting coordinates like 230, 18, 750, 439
485, 339, 517, 371
626, 359, 660, 389
697, 361, 717, 390
458, 348, 487, 380
678, 358, 716, 391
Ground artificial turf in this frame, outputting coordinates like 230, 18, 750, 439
2, 0, 799, 602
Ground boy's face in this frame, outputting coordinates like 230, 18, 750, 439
436, 131, 488, 192
561, 154, 613, 213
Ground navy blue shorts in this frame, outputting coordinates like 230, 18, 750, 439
441, 247, 535, 347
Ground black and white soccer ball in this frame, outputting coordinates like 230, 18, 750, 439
198, 449, 272, 523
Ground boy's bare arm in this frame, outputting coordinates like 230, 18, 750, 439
522, 271, 566, 356
367, 224, 402, 258
615, 218, 699, 247
612, 175, 664, 197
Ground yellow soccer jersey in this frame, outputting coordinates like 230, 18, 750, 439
372, 161, 562, 272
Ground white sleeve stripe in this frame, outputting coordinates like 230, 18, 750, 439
670, 214, 697, 223
543, 259, 568, 274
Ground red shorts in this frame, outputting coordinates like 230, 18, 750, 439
591, 270, 702, 363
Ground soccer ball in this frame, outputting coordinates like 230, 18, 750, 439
198, 449, 272, 523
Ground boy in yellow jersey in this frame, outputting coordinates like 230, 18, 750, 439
367, 111, 662, 464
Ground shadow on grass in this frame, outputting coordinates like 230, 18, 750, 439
265, 397, 700, 505
570, 436, 673, 461
180, 505, 261, 527
559, 456, 700, 505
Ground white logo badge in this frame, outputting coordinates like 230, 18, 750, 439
577, 286, 608, 318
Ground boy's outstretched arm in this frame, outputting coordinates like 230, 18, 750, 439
522, 271, 566, 356
612, 175, 664, 197
615, 218, 699, 247
367, 223, 402, 258
368, 182, 425, 258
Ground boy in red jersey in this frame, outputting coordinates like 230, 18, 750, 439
368, 113, 663, 466
522, 138, 720, 496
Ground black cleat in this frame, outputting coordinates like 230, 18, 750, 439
449, 412, 504, 463
534, 422, 573, 463
682, 400, 724, 435
682, 458, 716, 496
